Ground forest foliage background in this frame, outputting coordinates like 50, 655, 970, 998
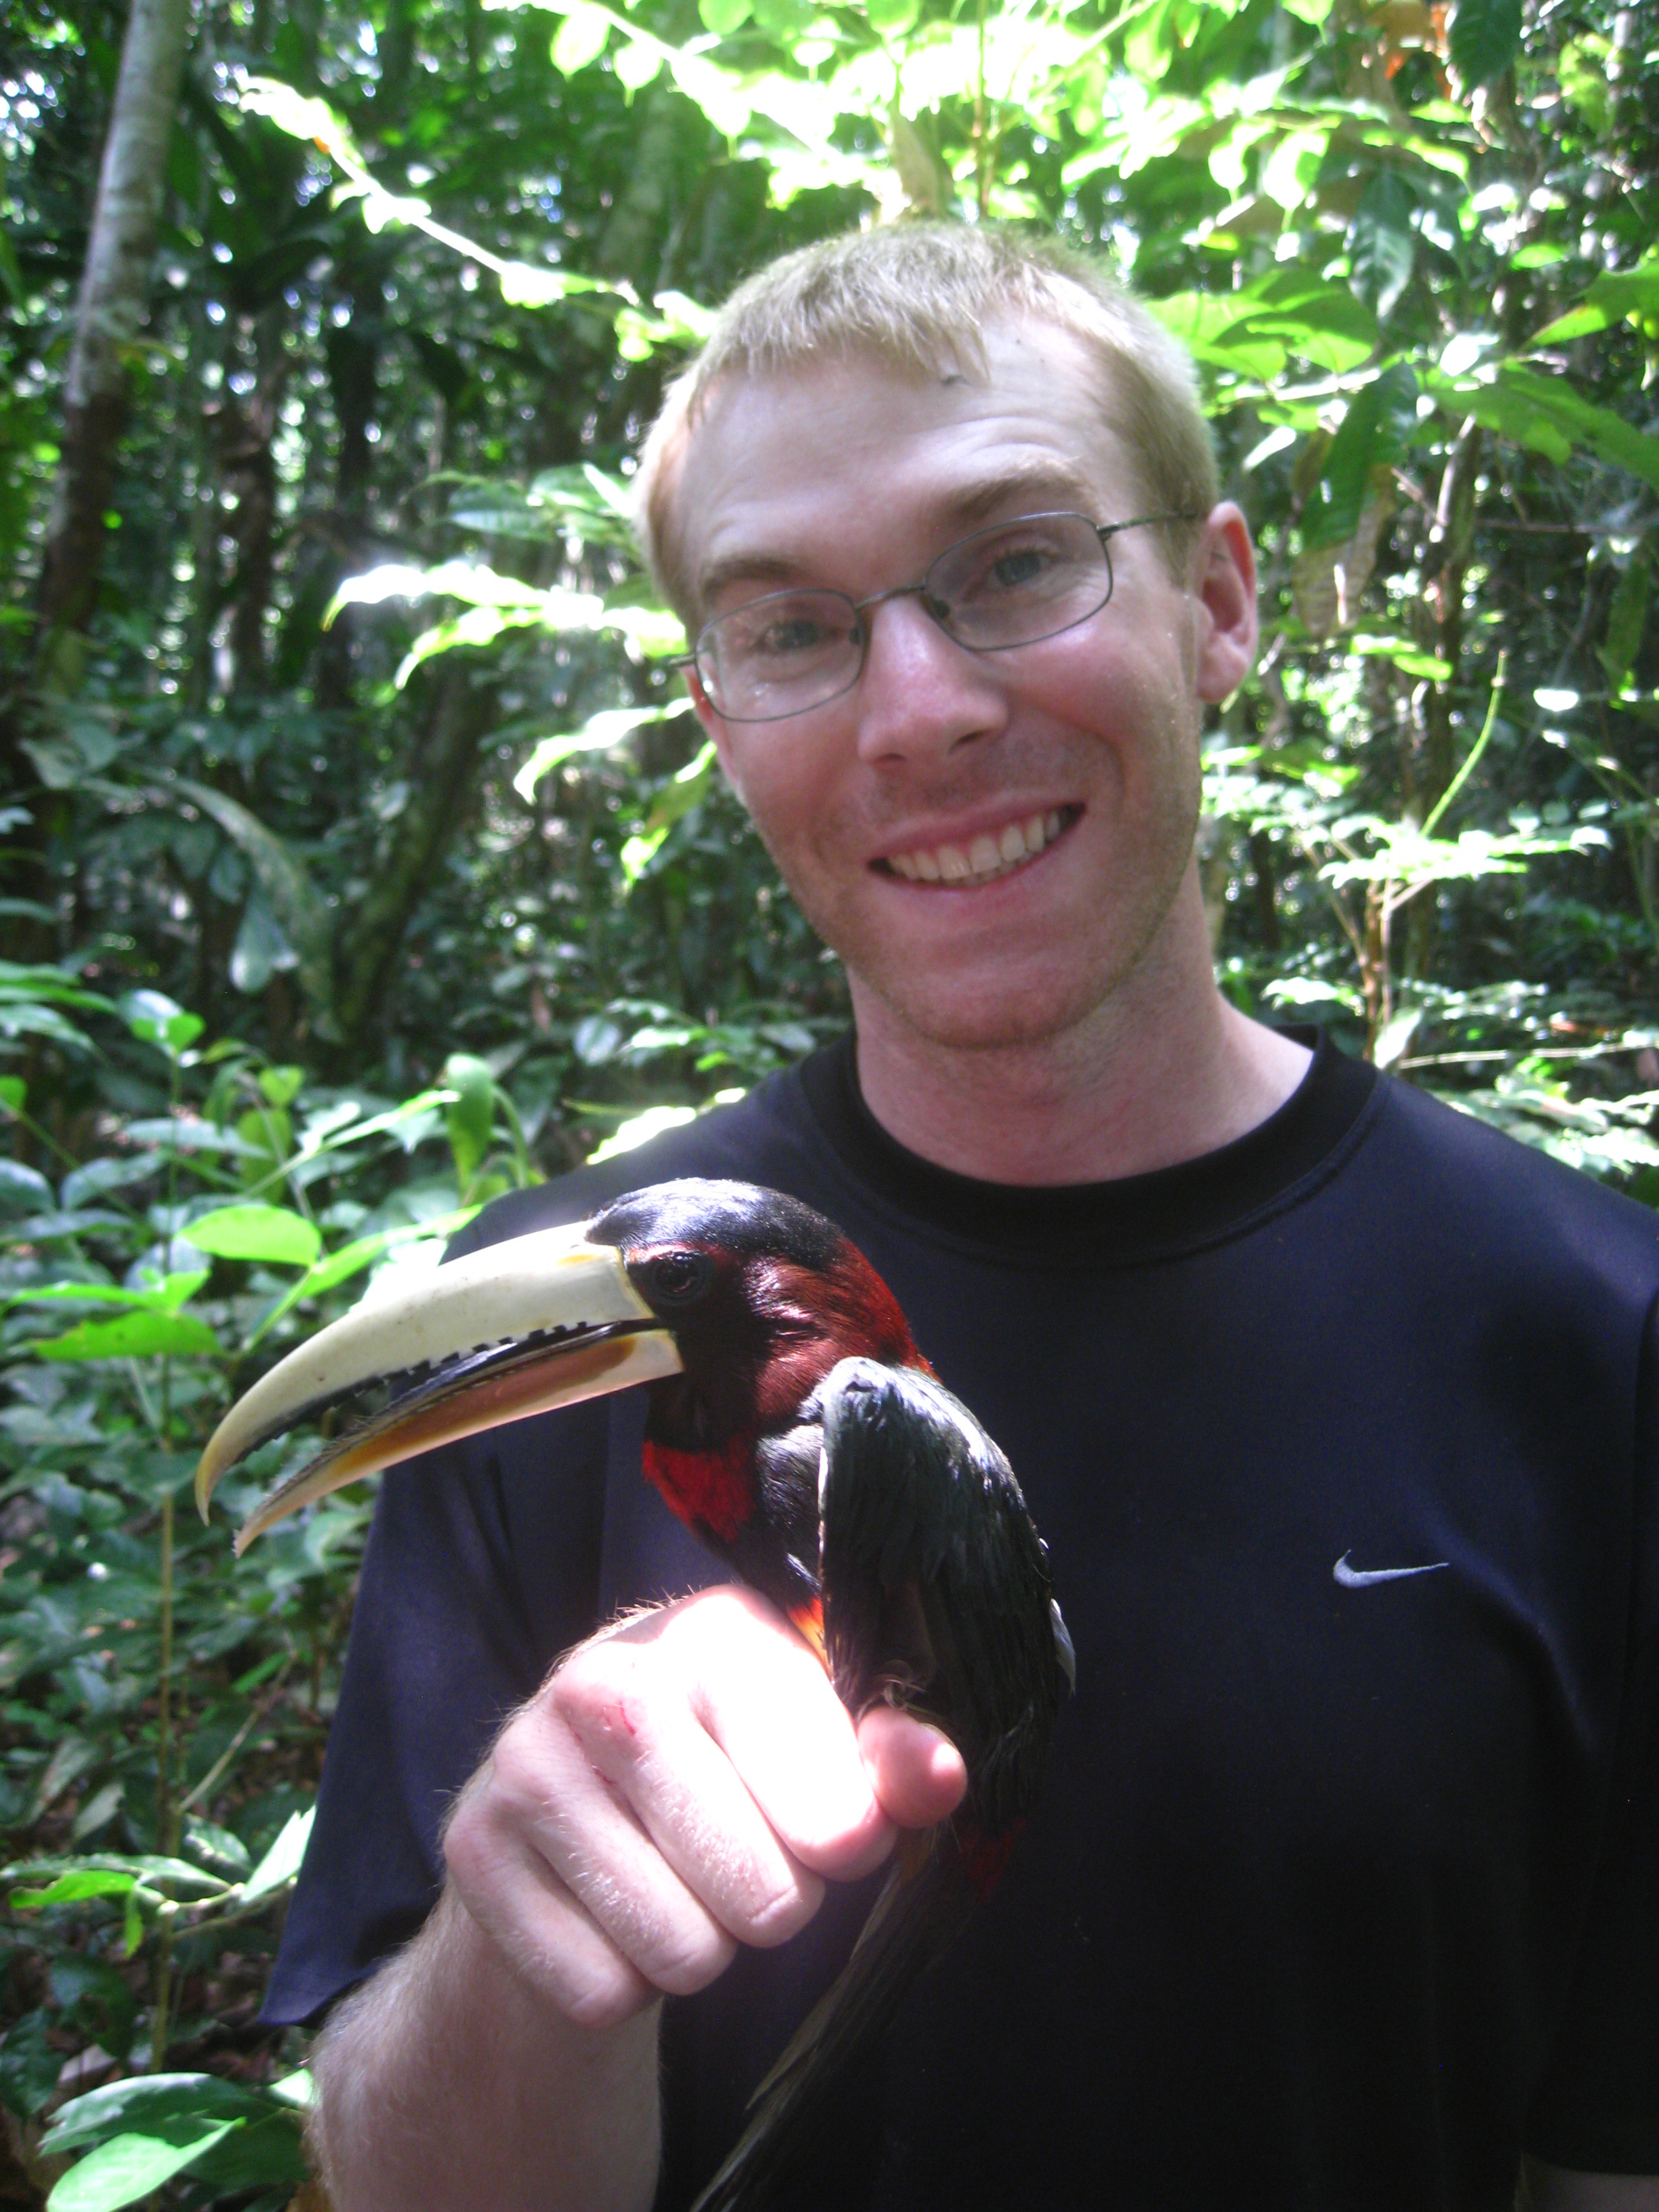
2, 0, 1658, 2200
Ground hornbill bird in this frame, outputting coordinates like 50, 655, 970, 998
196, 1179, 1074, 2212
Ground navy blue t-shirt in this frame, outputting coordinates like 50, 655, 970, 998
266, 1035, 1659, 2209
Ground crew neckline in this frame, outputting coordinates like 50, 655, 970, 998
795, 1026, 1380, 1264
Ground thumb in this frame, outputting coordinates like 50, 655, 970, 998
857, 1705, 968, 1831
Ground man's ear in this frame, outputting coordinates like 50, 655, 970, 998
1193, 504, 1258, 705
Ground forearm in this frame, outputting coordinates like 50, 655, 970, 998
310, 1886, 661, 2212
1519, 2158, 1659, 2210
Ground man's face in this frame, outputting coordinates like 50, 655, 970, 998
676, 319, 1253, 1057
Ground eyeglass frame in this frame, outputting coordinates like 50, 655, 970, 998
671, 510, 1204, 724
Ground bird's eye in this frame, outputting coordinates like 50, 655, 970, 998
646, 1251, 712, 1307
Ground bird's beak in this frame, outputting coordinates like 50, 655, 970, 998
194, 1221, 683, 1553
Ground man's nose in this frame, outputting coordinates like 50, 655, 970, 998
851, 592, 1010, 766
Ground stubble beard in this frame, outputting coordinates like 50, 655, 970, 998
754, 741, 1206, 1062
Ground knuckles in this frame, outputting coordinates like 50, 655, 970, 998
440, 1588, 868, 2026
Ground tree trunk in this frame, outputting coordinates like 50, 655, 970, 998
35, 0, 193, 685
212, 303, 291, 697
325, 661, 498, 1061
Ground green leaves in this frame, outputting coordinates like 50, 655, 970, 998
41, 2072, 308, 2212
513, 696, 697, 802
186, 1204, 323, 1268
169, 781, 339, 1043
1448, 0, 1523, 85
0, 964, 114, 1055
1300, 365, 1418, 551
1533, 255, 1659, 346
1600, 554, 1651, 693
1152, 272, 1378, 384
32, 1311, 222, 1361
117, 991, 202, 1057
551, 2, 611, 71
1431, 364, 1659, 495
443, 1054, 497, 1187
1350, 171, 1418, 321
242, 1806, 314, 1900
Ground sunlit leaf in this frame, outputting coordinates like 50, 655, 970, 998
443, 1055, 497, 1185
241, 1808, 315, 1902
237, 79, 361, 167
613, 37, 661, 88
12, 1870, 136, 1909
1431, 365, 1659, 493
513, 697, 695, 802
117, 991, 202, 1054
550, 3, 611, 73
31, 1312, 221, 1361
588, 1105, 697, 1162
186, 1206, 323, 1268
45, 2121, 242, 2211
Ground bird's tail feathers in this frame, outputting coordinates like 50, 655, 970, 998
687, 1825, 977, 2212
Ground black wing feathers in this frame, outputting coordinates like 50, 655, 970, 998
689, 1358, 1071, 2212
819, 1357, 1068, 1835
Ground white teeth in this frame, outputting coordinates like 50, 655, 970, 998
886, 808, 1069, 886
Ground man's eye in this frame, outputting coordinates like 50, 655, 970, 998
953, 532, 1068, 603
987, 546, 1051, 592
754, 615, 834, 657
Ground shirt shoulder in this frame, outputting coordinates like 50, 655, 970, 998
446, 1055, 838, 1259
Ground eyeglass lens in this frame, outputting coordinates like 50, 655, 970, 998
695, 511, 1117, 723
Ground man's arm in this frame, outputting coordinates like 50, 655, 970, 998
310, 1889, 662, 2212
308, 1584, 966, 2212
1519, 2161, 1659, 2211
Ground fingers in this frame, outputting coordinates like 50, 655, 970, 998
857, 1704, 968, 1831
443, 1586, 896, 2030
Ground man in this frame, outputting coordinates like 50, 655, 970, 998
266, 226, 1659, 2210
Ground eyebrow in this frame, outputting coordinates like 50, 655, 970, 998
695, 458, 1101, 613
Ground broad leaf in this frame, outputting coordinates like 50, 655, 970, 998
31, 1312, 221, 1361
241, 1807, 315, 1901
12, 1870, 136, 1909
117, 991, 202, 1054
1448, 0, 1523, 85
0, 1159, 53, 1216
443, 1055, 496, 1184
1351, 170, 1416, 320
43, 2072, 270, 2156
186, 1205, 322, 1268
171, 781, 339, 1044
46, 2121, 242, 2210
550, 3, 610, 71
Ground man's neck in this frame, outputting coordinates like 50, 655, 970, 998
848, 965, 1313, 1190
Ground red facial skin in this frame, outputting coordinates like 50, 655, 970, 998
634, 1240, 924, 1558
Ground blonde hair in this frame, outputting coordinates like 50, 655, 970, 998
634, 223, 1218, 624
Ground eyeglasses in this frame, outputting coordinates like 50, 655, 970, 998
680, 510, 1199, 724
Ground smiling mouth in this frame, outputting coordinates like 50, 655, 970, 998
880, 806, 1078, 888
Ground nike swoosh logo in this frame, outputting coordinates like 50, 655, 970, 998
1333, 1551, 1450, 1589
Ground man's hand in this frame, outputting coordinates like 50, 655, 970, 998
311, 1586, 966, 2212
1519, 2163, 1659, 2211
443, 1583, 968, 2028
